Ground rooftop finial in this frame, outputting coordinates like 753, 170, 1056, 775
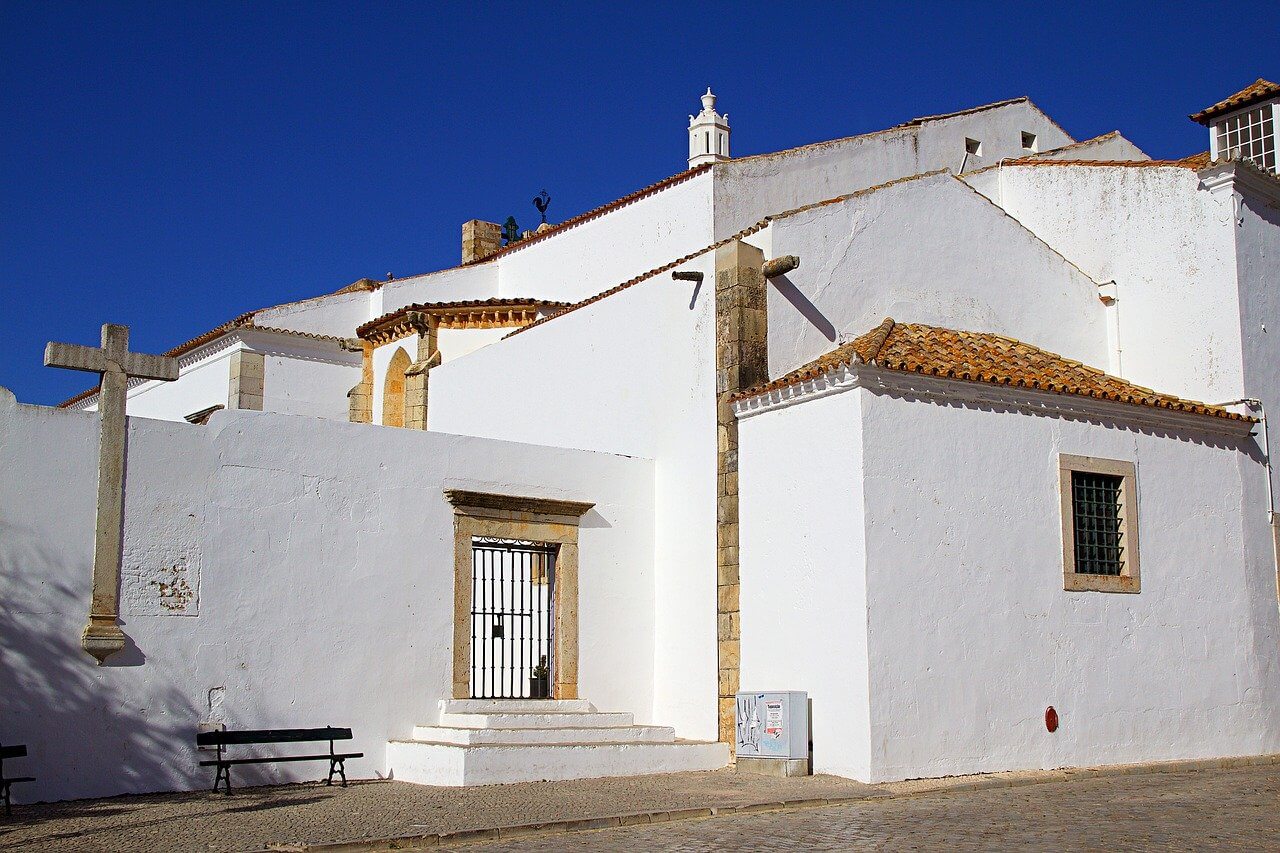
688, 87, 731, 168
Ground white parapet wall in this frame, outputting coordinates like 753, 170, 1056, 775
0, 386, 655, 802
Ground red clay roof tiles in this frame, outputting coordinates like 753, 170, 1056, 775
735, 318, 1251, 423
1190, 79, 1279, 125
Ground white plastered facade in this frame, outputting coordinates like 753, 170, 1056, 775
10, 86, 1280, 800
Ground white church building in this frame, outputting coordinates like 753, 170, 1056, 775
3, 79, 1279, 800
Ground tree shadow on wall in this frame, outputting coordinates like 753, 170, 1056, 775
0, 520, 202, 812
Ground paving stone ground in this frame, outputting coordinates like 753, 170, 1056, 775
0, 769, 872, 852
2, 764, 1276, 852
472, 764, 1280, 852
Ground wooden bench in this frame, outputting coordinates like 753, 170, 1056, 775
196, 728, 362, 794
1, 745, 34, 816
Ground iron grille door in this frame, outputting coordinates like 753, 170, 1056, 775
470, 538, 557, 699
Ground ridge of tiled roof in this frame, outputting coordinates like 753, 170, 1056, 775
734, 318, 1252, 423
1176, 151, 1213, 169
57, 319, 351, 408
1001, 157, 1202, 169
896, 96, 1028, 127
356, 298, 572, 338
1190, 78, 1279, 124
1032, 130, 1116, 152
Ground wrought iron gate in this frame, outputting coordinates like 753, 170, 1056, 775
470, 537, 557, 699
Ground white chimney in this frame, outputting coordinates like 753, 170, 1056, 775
688, 88, 730, 169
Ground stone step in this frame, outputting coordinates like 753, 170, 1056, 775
386, 739, 730, 787
409, 724, 677, 745
440, 699, 596, 715
437, 711, 635, 729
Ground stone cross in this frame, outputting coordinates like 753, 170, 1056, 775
45, 324, 179, 664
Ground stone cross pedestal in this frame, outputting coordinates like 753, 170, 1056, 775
45, 324, 180, 664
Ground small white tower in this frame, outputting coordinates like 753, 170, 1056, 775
688, 88, 730, 168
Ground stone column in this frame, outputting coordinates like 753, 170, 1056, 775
347, 342, 374, 423
404, 314, 438, 431
714, 239, 768, 742
227, 350, 264, 411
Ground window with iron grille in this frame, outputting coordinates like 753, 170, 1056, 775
1214, 104, 1277, 174
1059, 455, 1140, 593
1071, 471, 1124, 575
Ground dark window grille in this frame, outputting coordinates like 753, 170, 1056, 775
1071, 471, 1125, 576
470, 537, 556, 699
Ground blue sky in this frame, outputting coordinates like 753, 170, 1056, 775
2, 1, 1275, 405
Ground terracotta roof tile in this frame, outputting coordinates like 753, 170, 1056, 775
356, 298, 571, 338
1176, 151, 1213, 169
735, 318, 1252, 423
895, 97, 1028, 127
1190, 78, 1279, 125
1001, 157, 1202, 170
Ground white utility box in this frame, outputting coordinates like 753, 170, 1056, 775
735, 691, 808, 771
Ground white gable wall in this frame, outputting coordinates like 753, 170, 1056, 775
713, 100, 1075, 241
0, 391, 654, 802
764, 173, 1110, 376
858, 386, 1280, 782
1037, 132, 1150, 161
429, 252, 721, 740
497, 172, 714, 303
1235, 181, 1280, 510
964, 164, 1245, 405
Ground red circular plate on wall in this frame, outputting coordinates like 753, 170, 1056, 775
1045, 706, 1059, 732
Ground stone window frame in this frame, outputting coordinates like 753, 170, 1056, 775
1059, 454, 1141, 594
444, 490, 594, 700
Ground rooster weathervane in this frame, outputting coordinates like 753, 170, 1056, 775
533, 189, 551, 224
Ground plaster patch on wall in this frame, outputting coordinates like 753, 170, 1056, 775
123, 510, 201, 616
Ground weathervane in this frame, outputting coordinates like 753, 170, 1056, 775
533, 189, 551, 224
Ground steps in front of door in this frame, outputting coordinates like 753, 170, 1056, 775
387, 700, 729, 786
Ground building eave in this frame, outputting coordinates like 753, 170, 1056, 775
734, 363, 1256, 439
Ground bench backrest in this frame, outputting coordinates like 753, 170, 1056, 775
0, 745, 27, 760
196, 727, 352, 747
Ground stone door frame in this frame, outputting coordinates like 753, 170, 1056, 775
444, 490, 594, 701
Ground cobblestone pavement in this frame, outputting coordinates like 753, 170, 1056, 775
469, 765, 1280, 851
0, 769, 872, 852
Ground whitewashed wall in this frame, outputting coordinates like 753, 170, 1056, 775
737, 389, 872, 780
377, 264, 501, 316
437, 326, 511, 364
1036, 132, 1149, 161
1235, 182, 1280, 511
254, 289, 372, 338
963, 163, 1244, 405
0, 389, 654, 802
430, 251, 721, 740
497, 172, 714, 303
764, 172, 1110, 376
858, 386, 1280, 781
263, 353, 360, 421
104, 347, 235, 421
713, 100, 1074, 240
737, 377, 1280, 783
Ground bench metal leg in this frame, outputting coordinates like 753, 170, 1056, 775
213, 763, 232, 795
3, 781, 10, 816
327, 758, 347, 788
